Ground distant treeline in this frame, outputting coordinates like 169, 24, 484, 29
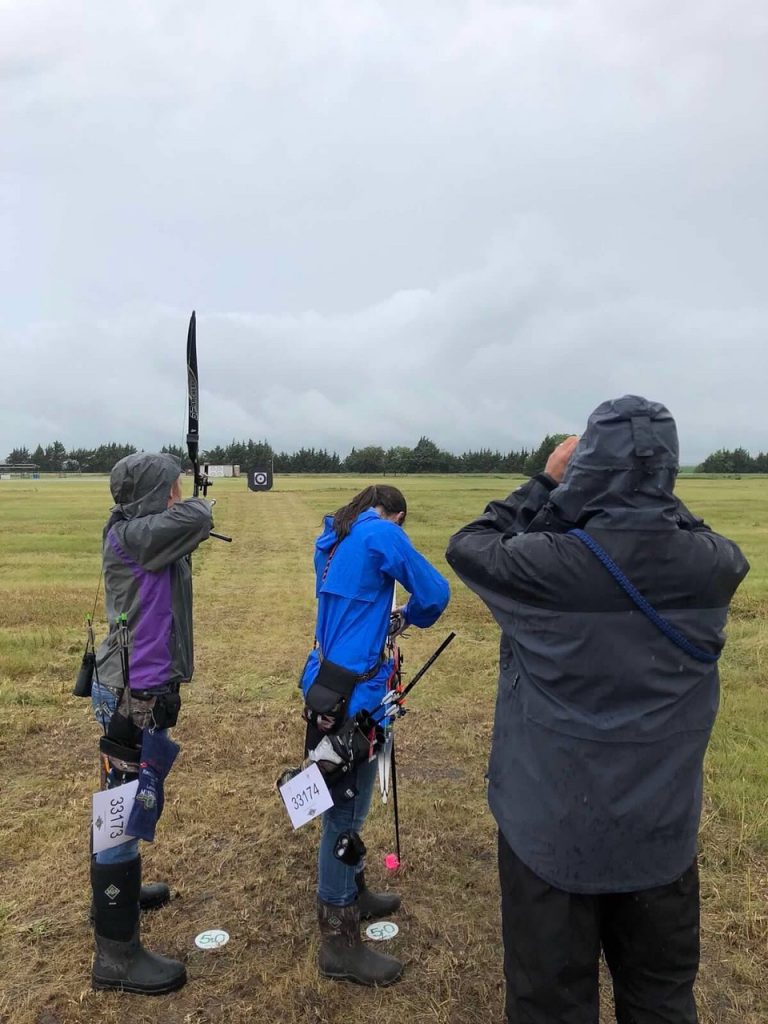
6, 442, 138, 475
695, 448, 768, 473
7, 435, 571, 476
8, 439, 766, 477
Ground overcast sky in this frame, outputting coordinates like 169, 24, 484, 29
2, 0, 766, 461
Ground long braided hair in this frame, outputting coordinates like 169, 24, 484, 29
331, 484, 407, 540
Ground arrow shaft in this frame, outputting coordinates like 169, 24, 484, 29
391, 737, 401, 862
393, 631, 456, 706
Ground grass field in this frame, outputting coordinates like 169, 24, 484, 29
0, 474, 766, 1024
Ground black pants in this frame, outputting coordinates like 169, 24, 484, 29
498, 833, 700, 1024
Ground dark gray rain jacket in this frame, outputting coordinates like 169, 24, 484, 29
446, 396, 748, 893
96, 453, 213, 692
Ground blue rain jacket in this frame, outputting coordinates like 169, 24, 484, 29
301, 508, 450, 718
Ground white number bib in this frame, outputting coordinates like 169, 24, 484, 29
279, 764, 333, 829
92, 780, 139, 853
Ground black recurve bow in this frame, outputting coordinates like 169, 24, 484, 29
186, 311, 232, 542
381, 624, 403, 865
379, 629, 457, 867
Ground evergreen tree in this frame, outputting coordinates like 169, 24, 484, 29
409, 437, 445, 473
90, 443, 137, 473
697, 450, 726, 472
68, 447, 94, 471
730, 447, 755, 473
245, 439, 273, 469
384, 446, 412, 475
44, 441, 67, 471
31, 444, 46, 470
698, 447, 757, 473
344, 446, 386, 473
161, 444, 190, 470
501, 448, 529, 473
461, 448, 504, 472
6, 447, 31, 463
442, 450, 462, 473
274, 447, 340, 473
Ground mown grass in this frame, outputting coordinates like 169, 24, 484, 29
0, 474, 766, 1024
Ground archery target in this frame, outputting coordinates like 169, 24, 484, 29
247, 465, 274, 491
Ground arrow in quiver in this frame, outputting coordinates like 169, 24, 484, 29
247, 465, 274, 492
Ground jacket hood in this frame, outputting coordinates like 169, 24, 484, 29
316, 508, 380, 551
549, 395, 680, 529
317, 516, 339, 552
109, 453, 183, 520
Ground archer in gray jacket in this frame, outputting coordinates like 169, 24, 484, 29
89, 453, 213, 996
446, 396, 748, 1024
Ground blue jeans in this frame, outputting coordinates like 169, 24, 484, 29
318, 756, 378, 906
92, 681, 140, 865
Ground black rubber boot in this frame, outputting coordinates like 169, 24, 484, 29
318, 899, 402, 986
90, 881, 171, 923
356, 870, 401, 921
91, 855, 187, 995
139, 881, 172, 911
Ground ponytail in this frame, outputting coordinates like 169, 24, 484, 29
331, 484, 407, 540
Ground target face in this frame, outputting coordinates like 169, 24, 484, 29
247, 465, 273, 491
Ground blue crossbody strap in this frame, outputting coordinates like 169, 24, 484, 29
569, 528, 719, 664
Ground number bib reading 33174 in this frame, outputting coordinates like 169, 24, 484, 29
278, 763, 334, 829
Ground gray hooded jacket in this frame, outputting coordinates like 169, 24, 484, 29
446, 396, 748, 893
96, 453, 213, 691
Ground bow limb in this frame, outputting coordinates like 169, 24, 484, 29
185, 310, 232, 541
186, 310, 204, 498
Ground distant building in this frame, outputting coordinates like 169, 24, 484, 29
0, 462, 40, 479
184, 464, 240, 478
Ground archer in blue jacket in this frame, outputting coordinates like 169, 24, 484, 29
300, 484, 449, 987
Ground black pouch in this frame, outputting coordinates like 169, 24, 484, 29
106, 710, 143, 749
73, 651, 95, 697
151, 691, 181, 730
98, 734, 141, 789
99, 734, 141, 764
306, 658, 359, 716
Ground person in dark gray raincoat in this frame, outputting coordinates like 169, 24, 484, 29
89, 453, 213, 995
446, 396, 749, 1024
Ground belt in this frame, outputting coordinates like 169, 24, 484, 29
317, 648, 384, 683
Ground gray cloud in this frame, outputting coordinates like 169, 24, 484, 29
2, 1, 767, 461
